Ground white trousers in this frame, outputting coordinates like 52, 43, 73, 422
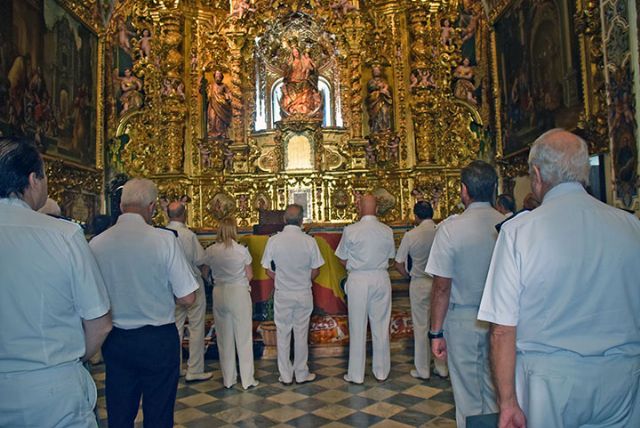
345, 270, 391, 383
0, 361, 97, 428
409, 276, 447, 377
274, 289, 314, 383
176, 283, 207, 375
444, 305, 496, 428
516, 352, 640, 428
213, 284, 257, 389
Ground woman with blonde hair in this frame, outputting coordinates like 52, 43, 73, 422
204, 217, 258, 389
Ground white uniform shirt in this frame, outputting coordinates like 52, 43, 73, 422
478, 183, 640, 356
261, 225, 324, 292
206, 240, 252, 286
0, 198, 110, 372
167, 220, 207, 287
426, 202, 503, 306
90, 213, 198, 329
395, 219, 437, 278
335, 215, 396, 271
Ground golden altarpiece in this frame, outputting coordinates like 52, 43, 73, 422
33, 0, 628, 225
96, 0, 493, 227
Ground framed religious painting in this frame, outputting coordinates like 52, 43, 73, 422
493, 0, 583, 158
0, 0, 99, 167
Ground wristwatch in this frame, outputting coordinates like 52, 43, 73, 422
428, 329, 444, 340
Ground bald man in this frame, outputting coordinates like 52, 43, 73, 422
166, 202, 212, 382
261, 204, 324, 384
479, 129, 640, 427
336, 195, 396, 384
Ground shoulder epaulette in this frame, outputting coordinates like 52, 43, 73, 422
155, 226, 179, 237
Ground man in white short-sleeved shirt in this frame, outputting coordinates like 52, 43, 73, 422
395, 201, 448, 380
425, 160, 502, 427
167, 201, 212, 382
0, 137, 112, 428
90, 178, 198, 428
478, 129, 640, 428
335, 194, 396, 384
261, 204, 324, 384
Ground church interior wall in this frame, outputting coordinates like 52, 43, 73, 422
1, 0, 638, 227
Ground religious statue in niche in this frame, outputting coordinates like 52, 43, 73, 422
366, 65, 393, 133
280, 46, 322, 118
207, 70, 232, 139
453, 58, 477, 105
118, 68, 144, 115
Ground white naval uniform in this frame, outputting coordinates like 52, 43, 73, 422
0, 197, 110, 428
261, 225, 324, 383
335, 215, 395, 383
206, 240, 257, 389
90, 213, 198, 329
425, 202, 503, 427
479, 183, 640, 427
395, 219, 448, 378
167, 220, 208, 376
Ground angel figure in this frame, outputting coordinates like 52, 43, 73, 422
461, 10, 480, 44
116, 18, 135, 55
223, 144, 235, 171
330, 0, 356, 17
453, 58, 477, 105
231, 0, 255, 20
387, 135, 399, 162
440, 19, 454, 46
139, 29, 152, 59
118, 68, 143, 115
198, 143, 212, 169
410, 69, 436, 90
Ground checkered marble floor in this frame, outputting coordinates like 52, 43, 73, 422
91, 347, 456, 428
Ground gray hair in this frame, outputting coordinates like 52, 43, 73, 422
120, 178, 158, 208
528, 129, 590, 187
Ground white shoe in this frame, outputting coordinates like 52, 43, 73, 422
278, 376, 293, 386
410, 369, 430, 380
343, 374, 363, 385
243, 380, 259, 390
185, 371, 213, 382
296, 373, 316, 384
434, 368, 449, 378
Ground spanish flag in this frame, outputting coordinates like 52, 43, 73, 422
239, 233, 347, 320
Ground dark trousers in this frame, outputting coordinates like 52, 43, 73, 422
102, 323, 180, 428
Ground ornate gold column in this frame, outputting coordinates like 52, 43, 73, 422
344, 16, 365, 140
157, 5, 187, 174
408, 5, 433, 164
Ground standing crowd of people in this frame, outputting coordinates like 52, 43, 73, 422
1, 128, 638, 428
